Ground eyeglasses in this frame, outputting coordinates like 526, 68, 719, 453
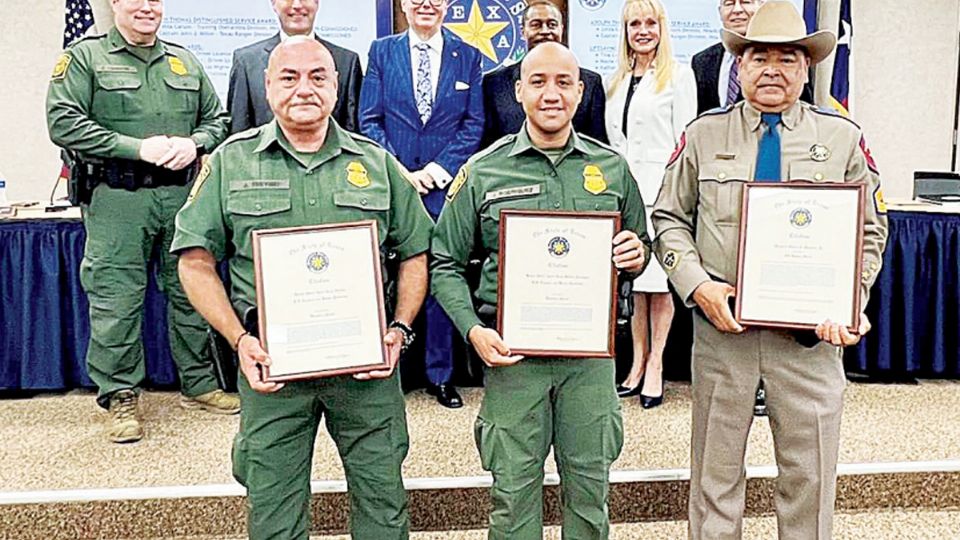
409, 0, 446, 6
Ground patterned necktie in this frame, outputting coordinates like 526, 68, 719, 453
414, 42, 433, 125
754, 113, 782, 182
726, 60, 741, 106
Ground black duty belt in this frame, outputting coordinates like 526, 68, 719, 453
77, 158, 199, 190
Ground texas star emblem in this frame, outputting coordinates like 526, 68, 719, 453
306, 252, 330, 273
445, 0, 524, 72
790, 208, 813, 229
548, 236, 570, 258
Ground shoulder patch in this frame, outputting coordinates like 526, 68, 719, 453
666, 132, 687, 168
873, 185, 888, 214
51, 53, 72, 81
186, 161, 212, 204
859, 135, 879, 174
446, 166, 469, 202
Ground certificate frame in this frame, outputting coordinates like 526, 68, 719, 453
735, 182, 866, 332
496, 209, 621, 358
252, 220, 388, 382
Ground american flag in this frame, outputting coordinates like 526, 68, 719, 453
63, 0, 95, 48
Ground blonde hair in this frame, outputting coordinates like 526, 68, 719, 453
607, 0, 676, 97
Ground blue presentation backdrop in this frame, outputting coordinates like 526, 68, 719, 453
158, 0, 393, 102
569, 0, 805, 77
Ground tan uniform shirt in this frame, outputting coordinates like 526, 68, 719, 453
652, 101, 888, 308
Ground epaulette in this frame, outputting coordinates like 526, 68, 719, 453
220, 126, 263, 147
345, 131, 380, 147
471, 135, 516, 164
66, 33, 106, 49
684, 104, 735, 130
703, 104, 735, 117
577, 133, 620, 155
808, 103, 862, 129
159, 38, 189, 51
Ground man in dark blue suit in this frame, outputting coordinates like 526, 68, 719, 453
360, 0, 484, 408
480, 0, 607, 149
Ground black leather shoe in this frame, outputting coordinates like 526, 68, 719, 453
616, 384, 643, 398
753, 385, 768, 417
640, 394, 663, 409
640, 379, 663, 409
427, 384, 463, 409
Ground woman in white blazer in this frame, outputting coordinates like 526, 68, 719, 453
605, 0, 696, 408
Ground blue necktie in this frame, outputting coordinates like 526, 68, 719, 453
754, 113, 782, 182
414, 43, 433, 125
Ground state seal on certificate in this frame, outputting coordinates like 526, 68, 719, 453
735, 182, 866, 331
497, 210, 620, 357
252, 221, 388, 381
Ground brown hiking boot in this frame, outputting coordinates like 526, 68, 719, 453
107, 389, 143, 443
180, 389, 241, 415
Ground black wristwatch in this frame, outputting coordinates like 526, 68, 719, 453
388, 320, 416, 352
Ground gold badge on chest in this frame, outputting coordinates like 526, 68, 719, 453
168, 57, 188, 76
347, 161, 371, 188
582, 164, 607, 195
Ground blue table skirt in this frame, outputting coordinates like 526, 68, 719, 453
0, 219, 177, 390
2, 211, 958, 391
845, 210, 960, 378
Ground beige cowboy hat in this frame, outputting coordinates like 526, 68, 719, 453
721, 0, 836, 65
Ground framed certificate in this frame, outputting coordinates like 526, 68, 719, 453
497, 210, 620, 357
252, 221, 388, 382
735, 182, 866, 331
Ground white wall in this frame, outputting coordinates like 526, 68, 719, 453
1, 0, 958, 201
852, 0, 959, 198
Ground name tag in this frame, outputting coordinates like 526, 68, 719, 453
95, 64, 138, 73
484, 184, 541, 202
230, 179, 290, 191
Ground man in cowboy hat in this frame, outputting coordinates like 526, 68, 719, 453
651, 2, 888, 538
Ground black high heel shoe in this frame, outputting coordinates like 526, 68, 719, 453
640, 380, 663, 409
616, 382, 644, 398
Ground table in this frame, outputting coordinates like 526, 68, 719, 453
2, 205, 958, 391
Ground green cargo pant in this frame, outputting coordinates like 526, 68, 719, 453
232, 371, 410, 540
475, 358, 623, 540
81, 183, 218, 408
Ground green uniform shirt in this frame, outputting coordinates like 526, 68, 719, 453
171, 119, 434, 312
431, 127, 651, 339
46, 27, 229, 161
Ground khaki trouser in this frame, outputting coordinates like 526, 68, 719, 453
689, 313, 846, 540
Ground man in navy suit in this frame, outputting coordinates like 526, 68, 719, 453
360, 0, 484, 408
480, 0, 607, 149
227, 0, 363, 133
